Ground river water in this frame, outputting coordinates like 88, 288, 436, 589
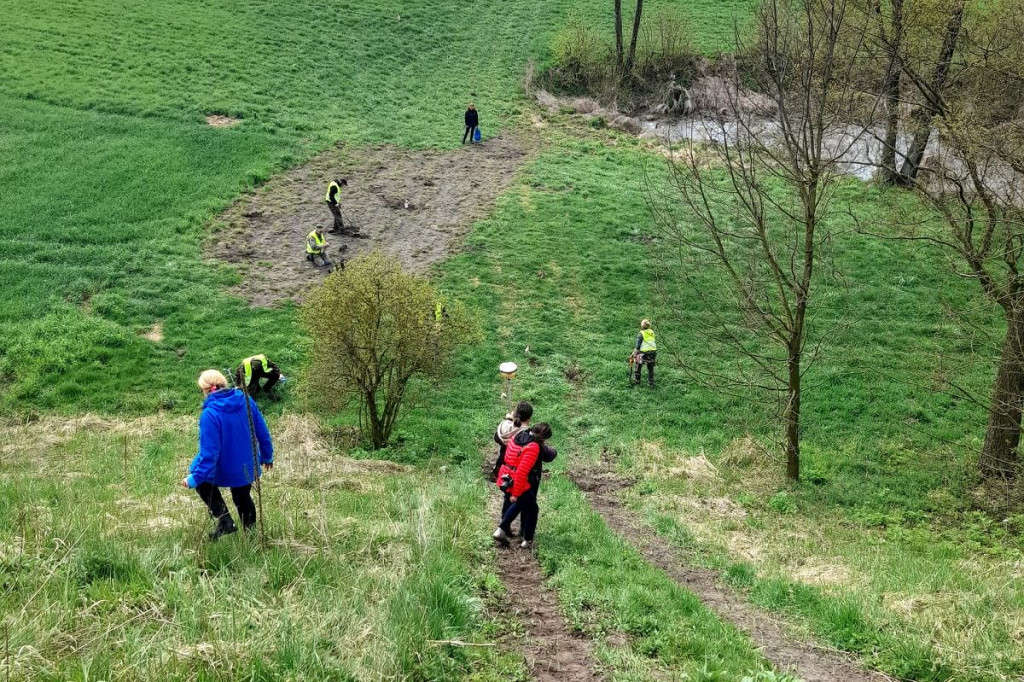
641, 117, 938, 182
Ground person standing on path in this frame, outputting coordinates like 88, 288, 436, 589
493, 423, 555, 549
633, 319, 657, 388
306, 227, 333, 268
325, 178, 348, 234
462, 103, 479, 144
492, 401, 557, 515
181, 370, 274, 540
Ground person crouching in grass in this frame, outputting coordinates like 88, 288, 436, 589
181, 370, 274, 540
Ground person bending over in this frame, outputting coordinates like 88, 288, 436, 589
234, 354, 281, 398
181, 370, 274, 539
306, 227, 333, 268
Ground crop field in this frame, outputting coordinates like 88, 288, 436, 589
2, 0, 1023, 680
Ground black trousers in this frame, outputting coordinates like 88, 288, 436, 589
499, 486, 539, 542
634, 350, 656, 386
245, 361, 280, 394
462, 125, 477, 143
327, 202, 344, 232
196, 482, 256, 528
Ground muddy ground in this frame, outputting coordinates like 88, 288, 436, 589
486, 473, 604, 682
207, 136, 529, 307
569, 468, 894, 682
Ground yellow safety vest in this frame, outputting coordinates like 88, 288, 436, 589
434, 302, 443, 321
307, 230, 326, 254
242, 355, 268, 385
325, 181, 341, 204
640, 329, 657, 352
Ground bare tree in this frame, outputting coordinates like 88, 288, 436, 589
625, 0, 644, 74
897, 8, 1024, 478
897, 0, 966, 184
614, 0, 624, 68
871, 0, 906, 184
910, 130, 1024, 478
613, 0, 644, 75
647, 0, 872, 480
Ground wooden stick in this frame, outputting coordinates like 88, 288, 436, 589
426, 640, 496, 647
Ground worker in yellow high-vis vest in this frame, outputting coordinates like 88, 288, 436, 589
325, 178, 348, 234
633, 319, 657, 388
234, 354, 282, 399
306, 227, 333, 268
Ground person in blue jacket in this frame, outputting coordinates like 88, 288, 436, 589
180, 369, 274, 539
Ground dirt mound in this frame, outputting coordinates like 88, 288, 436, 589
207, 136, 530, 307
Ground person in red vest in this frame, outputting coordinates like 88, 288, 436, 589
492, 423, 555, 549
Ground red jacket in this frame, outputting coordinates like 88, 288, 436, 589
496, 432, 541, 498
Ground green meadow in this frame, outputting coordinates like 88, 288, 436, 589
2, 0, 1022, 680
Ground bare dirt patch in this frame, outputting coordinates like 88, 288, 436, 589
207, 136, 530, 307
568, 469, 891, 682
140, 321, 164, 342
205, 114, 241, 127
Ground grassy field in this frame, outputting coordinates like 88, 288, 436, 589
425, 129, 1022, 680
0, 414, 531, 681
3, 0, 1024, 680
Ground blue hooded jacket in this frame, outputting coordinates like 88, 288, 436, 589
186, 388, 273, 488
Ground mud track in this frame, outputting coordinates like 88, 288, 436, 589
495, 544, 604, 682
207, 136, 529, 306
570, 470, 894, 682
484, 462, 603, 682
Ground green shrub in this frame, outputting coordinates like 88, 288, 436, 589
550, 15, 614, 95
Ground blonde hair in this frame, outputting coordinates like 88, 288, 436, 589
198, 369, 229, 392
641, 319, 651, 329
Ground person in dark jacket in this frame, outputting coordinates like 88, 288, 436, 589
181, 370, 274, 539
493, 423, 555, 549
492, 401, 533, 480
491, 401, 557, 522
462, 103, 479, 144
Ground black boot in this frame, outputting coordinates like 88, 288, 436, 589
209, 515, 238, 540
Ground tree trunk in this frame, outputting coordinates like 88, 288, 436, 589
876, 0, 903, 185
898, 0, 965, 185
624, 0, 644, 74
785, 345, 801, 481
614, 0, 624, 70
980, 306, 1024, 478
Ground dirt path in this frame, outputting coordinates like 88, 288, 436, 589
569, 471, 894, 682
494, 543, 604, 682
207, 136, 530, 306
484, 473, 604, 682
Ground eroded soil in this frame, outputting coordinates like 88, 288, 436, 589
207, 136, 529, 306
491, 508, 605, 681
569, 468, 893, 682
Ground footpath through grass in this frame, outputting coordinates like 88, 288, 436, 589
425, 124, 1023, 680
